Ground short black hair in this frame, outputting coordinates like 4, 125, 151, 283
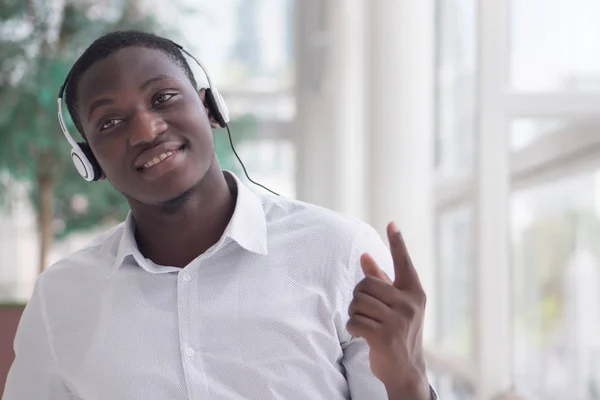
64, 30, 198, 135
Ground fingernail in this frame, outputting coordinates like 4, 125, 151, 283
390, 221, 399, 233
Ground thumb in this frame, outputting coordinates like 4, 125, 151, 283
360, 253, 392, 284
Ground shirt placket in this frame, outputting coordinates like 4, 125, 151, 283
177, 264, 210, 399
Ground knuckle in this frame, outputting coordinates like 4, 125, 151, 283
415, 291, 427, 307
355, 291, 370, 303
364, 276, 379, 285
348, 297, 360, 315
346, 316, 357, 327
346, 317, 365, 337
392, 294, 411, 312
352, 283, 363, 297
402, 303, 417, 319
358, 277, 371, 290
354, 277, 375, 295
346, 319, 356, 334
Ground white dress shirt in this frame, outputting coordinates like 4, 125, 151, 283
3, 172, 436, 400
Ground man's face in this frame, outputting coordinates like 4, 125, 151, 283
77, 46, 215, 205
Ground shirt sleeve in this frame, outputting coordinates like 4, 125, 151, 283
2, 276, 76, 400
340, 223, 438, 399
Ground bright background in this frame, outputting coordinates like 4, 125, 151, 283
2, 1, 600, 399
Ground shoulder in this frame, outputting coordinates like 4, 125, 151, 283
37, 222, 125, 290
263, 194, 364, 233
260, 194, 384, 258
21, 223, 126, 340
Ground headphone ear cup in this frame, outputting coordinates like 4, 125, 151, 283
204, 88, 228, 128
75, 142, 103, 182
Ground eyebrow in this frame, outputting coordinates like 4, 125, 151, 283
140, 75, 170, 91
86, 75, 173, 121
87, 98, 115, 121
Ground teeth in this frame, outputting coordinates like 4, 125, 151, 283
143, 151, 175, 169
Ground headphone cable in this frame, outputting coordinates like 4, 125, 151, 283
225, 124, 280, 197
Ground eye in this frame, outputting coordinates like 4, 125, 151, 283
100, 118, 122, 131
153, 92, 176, 106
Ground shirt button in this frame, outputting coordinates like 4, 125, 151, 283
185, 347, 195, 357
182, 273, 191, 282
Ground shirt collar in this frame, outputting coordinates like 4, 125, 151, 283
221, 171, 269, 256
110, 170, 268, 273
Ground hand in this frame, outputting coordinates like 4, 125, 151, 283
347, 222, 430, 399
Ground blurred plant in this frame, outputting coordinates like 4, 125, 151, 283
514, 208, 600, 344
0, 0, 256, 272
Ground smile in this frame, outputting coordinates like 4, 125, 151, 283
142, 150, 178, 169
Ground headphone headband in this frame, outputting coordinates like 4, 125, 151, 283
57, 43, 229, 182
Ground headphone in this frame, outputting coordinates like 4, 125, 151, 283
57, 42, 279, 196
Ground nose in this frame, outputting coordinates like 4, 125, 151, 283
128, 109, 168, 147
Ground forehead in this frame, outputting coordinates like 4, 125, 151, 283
77, 46, 189, 103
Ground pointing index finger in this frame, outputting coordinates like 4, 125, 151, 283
387, 221, 424, 293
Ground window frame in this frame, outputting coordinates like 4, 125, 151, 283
433, 0, 600, 398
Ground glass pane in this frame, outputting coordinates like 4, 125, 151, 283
510, 118, 570, 152
429, 367, 476, 400
0, 178, 38, 303
511, 170, 600, 399
435, 0, 477, 177
510, 118, 600, 152
175, 0, 294, 90
437, 206, 475, 359
236, 139, 296, 198
510, 0, 600, 92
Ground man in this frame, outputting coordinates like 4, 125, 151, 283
3, 31, 435, 399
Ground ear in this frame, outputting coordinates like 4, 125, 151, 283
198, 88, 221, 129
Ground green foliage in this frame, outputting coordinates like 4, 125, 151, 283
0, 56, 71, 177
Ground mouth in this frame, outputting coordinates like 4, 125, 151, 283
137, 146, 184, 171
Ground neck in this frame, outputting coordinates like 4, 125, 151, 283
129, 163, 236, 268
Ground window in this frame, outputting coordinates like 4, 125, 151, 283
434, 0, 600, 398
430, 368, 476, 400
510, 0, 600, 92
432, 0, 480, 394
437, 206, 475, 359
236, 139, 296, 198
511, 170, 600, 398
435, 0, 477, 178
0, 179, 38, 303
510, 119, 569, 152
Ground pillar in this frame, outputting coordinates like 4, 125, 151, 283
293, 0, 367, 220
365, 0, 436, 341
